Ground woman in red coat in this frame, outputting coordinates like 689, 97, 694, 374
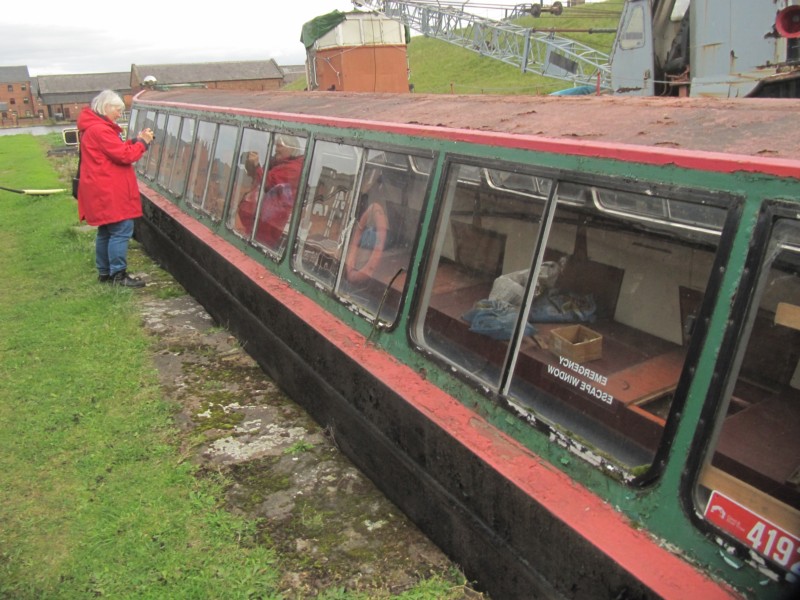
77, 90, 154, 287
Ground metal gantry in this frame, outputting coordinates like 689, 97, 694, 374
352, 0, 612, 90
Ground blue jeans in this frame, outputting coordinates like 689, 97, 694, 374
95, 219, 134, 277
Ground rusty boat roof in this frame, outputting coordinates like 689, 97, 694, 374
135, 89, 800, 163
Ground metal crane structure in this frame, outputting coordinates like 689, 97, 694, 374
351, 0, 612, 90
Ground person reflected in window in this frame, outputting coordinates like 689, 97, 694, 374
251, 135, 304, 248
76, 90, 153, 288
234, 150, 263, 237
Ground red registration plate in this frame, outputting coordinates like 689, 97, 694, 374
705, 490, 800, 575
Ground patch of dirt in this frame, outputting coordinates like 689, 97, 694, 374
132, 255, 485, 598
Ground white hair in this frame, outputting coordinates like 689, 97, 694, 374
274, 134, 302, 157
91, 90, 125, 116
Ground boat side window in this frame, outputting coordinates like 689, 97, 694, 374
293, 140, 363, 289
252, 134, 307, 257
337, 149, 432, 324
128, 108, 139, 138
144, 112, 166, 180
169, 117, 195, 197
156, 113, 182, 192
185, 121, 237, 221
695, 219, 800, 575
204, 123, 238, 222
415, 161, 728, 471
226, 128, 271, 241
416, 162, 551, 389
135, 110, 157, 175
185, 120, 216, 209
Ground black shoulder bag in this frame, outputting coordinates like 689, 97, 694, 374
72, 135, 81, 199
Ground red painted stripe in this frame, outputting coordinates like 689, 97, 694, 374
136, 97, 800, 180
144, 187, 740, 599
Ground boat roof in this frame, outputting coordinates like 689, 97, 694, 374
135, 89, 800, 164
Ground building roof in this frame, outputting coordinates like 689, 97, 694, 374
37, 72, 131, 95
36, 72, 132, 105
0, 65, 31, 83
130, 60, 283, 87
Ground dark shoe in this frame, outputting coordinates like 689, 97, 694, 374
109, 270, 145, 288
98, 273, 111, 283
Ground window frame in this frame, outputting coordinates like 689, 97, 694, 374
683, 199, 800, 576
410, 151, 742, 482
290, 133, 436, 329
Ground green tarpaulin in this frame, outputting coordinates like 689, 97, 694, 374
300, 10, 348, 49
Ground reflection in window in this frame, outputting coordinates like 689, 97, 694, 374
416, 167, 727, 470
228, 128, 271, 240
185, 121, 216, 210
128, 109, 139, 138
169, 117, 195, 197
252, 134, 307, 255
157, 114, 182, 190
135, 110, 156, 175
697, 220, 800, 575
144, 112, 166, 180
337, 149, 431, 323
204, 123, 238, 221
294, 141, 362, 289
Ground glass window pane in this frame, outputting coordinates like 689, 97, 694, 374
128, 108, 139, 136
169, 117, 195, 197
337, 148, 431, 324
185, 120, 216, 209
294, 141, 362, 289
697, 219, 800, 574
157, 114, 182, 189
620, 5, 646, 50
253, 134, 307, 255
509, 186, 724, 468
144, 112, 166, 180
135, 110, 156, 175
204, 123, 238, 221
228, 128, 271, 240
416, 163, 551, 388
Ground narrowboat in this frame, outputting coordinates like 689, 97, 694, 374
129, 88, 800, 599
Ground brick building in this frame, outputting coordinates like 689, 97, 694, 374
37, 72, 132, 121
0, 66, 45, 125
0, 59, 292, 124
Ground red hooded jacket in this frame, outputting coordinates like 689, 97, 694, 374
76, 107, 148, 226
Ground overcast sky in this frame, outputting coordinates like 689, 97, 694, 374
3, 0, 532, 77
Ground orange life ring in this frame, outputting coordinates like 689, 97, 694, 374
345, 202, 388, 283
